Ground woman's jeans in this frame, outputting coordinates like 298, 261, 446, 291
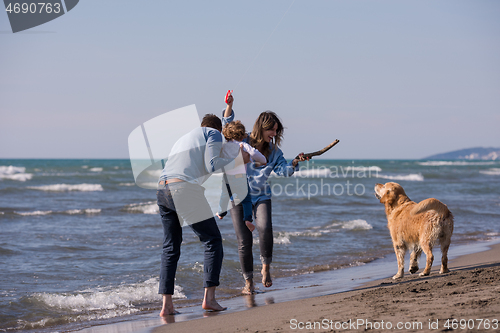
157, 182, 223, 295
230, 199, 272, 280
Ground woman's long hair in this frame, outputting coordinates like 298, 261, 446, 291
249, 111, 284, 159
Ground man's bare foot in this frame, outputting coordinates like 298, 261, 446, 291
202, 299, 227, 312
159, 294, 179, 316
160, 308, 179, 316
242, 278, 255, 295
202, 286, 227, 312
245, 221, 255, 232
262, 264, 272, 288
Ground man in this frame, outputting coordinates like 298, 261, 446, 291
156, 106, 248, 316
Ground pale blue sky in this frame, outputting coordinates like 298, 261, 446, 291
1, 0, 499, 159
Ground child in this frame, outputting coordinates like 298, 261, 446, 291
216, 120, 266, 232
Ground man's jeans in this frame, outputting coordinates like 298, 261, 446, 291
157, 182, 223, 295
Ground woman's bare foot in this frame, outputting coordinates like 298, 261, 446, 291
241, 278, 255, 295
202, 286, 227, 312
245, 221, 255, 232
216, 213, 223, 220
159, 294, 179, 316
262, 264, 272, 288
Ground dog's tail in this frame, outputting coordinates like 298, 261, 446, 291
411, 198, 451, 219
413, 198, 454, 245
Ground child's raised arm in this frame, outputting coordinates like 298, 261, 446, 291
224, 92, 233, 118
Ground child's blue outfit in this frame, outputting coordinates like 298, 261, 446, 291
217, 140, 266, 223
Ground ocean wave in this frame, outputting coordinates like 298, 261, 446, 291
118, 182, 136, 186
146, 170, 162, 177
89, 167, 103, 172
344, 166, 382, 172
27, 184, 104, 192
341, 219, 373, 230
65, 209, 102, 215
293, 169, 331, 178
256, 220, 372, 245
255, 228, 339, 245
32, 278, 184, 314
480, 168, 500, 176
84, 208, 101, 214
253, 219, 373, 245
375, 173, 424, 181
418, 161, 496, 166
14, 208, 102, 216
15, 282, 185, 330
293, 166, 382, 178
124, 202, 159, 214
15, 210, 53, 216
0, 165, 33, 182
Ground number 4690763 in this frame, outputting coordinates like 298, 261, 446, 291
6, 3, 62, 14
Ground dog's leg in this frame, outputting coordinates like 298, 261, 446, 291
393, 243, 406, 279
440, 236, 451, 274
419, 242, 434, 276
409, 245, 421, 274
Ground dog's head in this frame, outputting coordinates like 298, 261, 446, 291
374, 182, 409, 207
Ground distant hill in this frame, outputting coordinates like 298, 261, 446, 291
425, 147, 500, 160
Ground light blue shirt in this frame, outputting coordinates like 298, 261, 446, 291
159, 127, 235, 185
222, 110, 298, 204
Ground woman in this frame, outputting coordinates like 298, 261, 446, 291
223, 96, 305, 294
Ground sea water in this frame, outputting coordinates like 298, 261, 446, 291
0, 159, 499, 332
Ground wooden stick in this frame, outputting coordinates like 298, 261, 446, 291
295, 139, 340, 160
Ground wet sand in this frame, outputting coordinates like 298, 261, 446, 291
75, 240, 500, 333
151, 241, 500, 333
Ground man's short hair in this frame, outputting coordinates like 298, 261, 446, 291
201, 114, 222, 132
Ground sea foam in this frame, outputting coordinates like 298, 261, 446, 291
341, 219, 373, 230
27, 184, 104, 192
293, 166, 382, 178
65, 209, 102, 215
254, 228, 340, 245
124, 202, 159, 214
0, 165, 33, 181
15, 208, 102, 216
15, 210, 53, 216
418, 161, 496, 166
33, 278, 185, 312
480, 168, 500, 176
375, 173, 424, 181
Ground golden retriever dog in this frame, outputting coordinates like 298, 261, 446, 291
374, 182, 454, 279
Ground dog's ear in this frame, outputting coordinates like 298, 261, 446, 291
379, 192, 386, 204
380, 189, 395, 206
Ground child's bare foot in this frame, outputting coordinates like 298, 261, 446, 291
245, 221, 255, 232
262, 264, 272, 288
242, 278, 254, 295
202, 299, 227, 312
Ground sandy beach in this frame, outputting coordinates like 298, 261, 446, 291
148, 241, 500, 333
